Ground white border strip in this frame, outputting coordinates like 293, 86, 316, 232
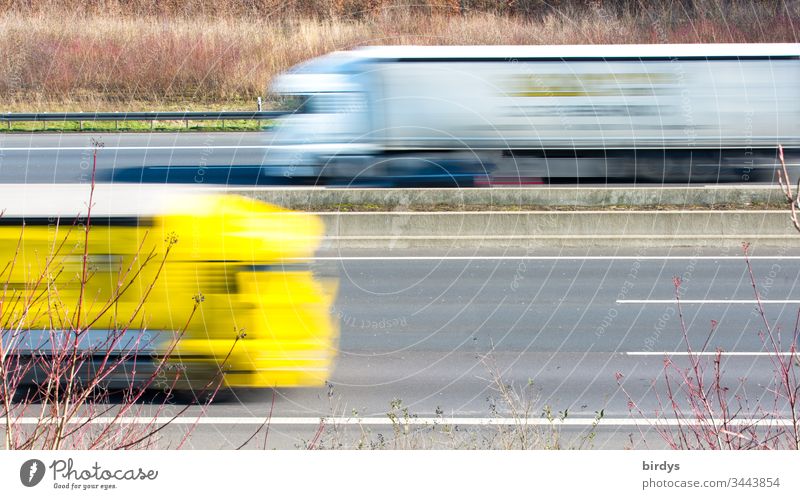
618, 299, 800, 304
0, 146, 270, 151
315, 210, 791, 215
322, 236, 796, 241
5, 417, 799, 426
627, 351, 798, 356
303, 256, 800, 261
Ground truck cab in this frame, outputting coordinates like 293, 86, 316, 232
264, 49, 492, 186
264, 51, 377, 183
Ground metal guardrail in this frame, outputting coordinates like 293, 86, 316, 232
0, 111, 288, 124
0, 111, 289, 129
0, 111, 287, 122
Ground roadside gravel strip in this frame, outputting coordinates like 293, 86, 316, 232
243, 185, 790, 211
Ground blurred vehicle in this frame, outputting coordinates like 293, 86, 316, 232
1, 186, 338, 392
264, 44, 800, 184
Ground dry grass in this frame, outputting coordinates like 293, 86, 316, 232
1, 1, 799, 111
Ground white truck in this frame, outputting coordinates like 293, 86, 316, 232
265, 44, 800, 184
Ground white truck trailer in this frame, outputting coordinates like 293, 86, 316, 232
266, 44, 800, 184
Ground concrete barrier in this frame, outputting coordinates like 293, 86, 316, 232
1, 185, 793, 249
221, 186, 799, 249
312, 210, 800, 249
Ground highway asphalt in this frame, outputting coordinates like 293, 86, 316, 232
0, 132, 272, 183
0, 132, 791, 184
215, 247, 800, 448
13, 247, 800, 449
3, 132, 799, 448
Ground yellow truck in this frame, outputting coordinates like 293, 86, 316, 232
0, 187, 338, 393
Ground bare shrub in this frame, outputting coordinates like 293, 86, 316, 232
1, 1, 798, 111
0, 145, 229, 449
617, 244, 800, 449
777, 144, 800, 233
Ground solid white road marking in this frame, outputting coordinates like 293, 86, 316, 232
618, 299, 800, 304
315, 210, 790, 215
626, 351, 798, 356
5, 417, 799, 426
300, 256, 800, 261
0, 146, 269, 151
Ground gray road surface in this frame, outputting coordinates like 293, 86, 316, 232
0, 132, 791, 184
15, 247, 800, 449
